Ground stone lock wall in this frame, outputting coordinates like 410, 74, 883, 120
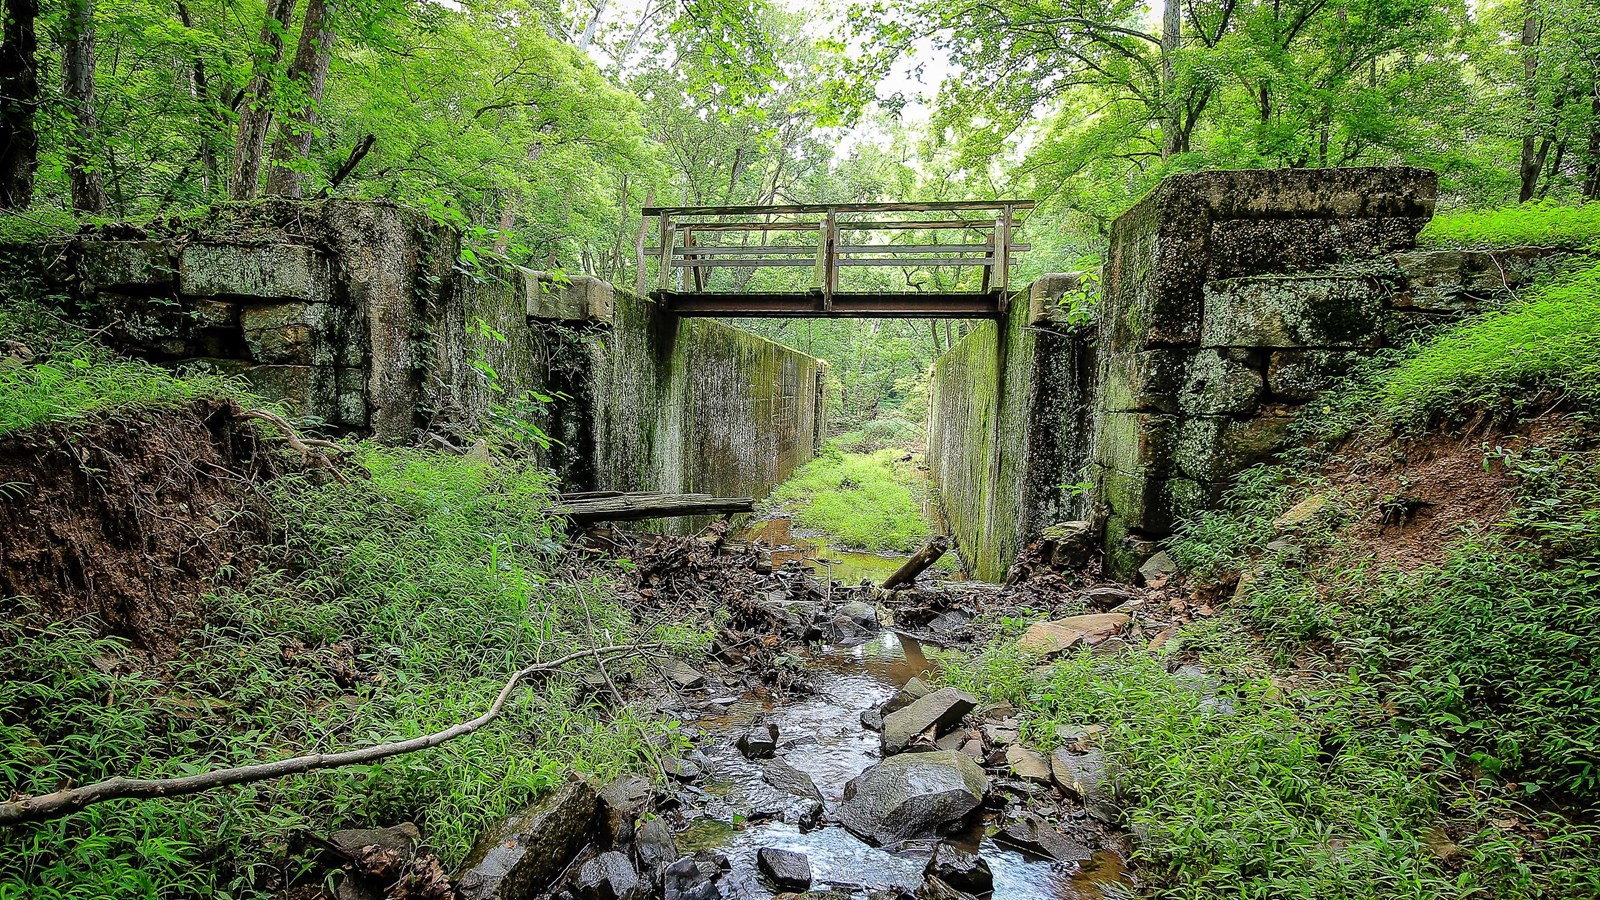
927, 277, 1097, 582
9, 201, 823, 512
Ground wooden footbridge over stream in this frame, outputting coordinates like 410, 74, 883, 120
644, 200, 1033, 318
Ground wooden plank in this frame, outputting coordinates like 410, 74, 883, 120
553, 491, 755, 524
837, 257, 993, 267
656, 216, 674, 293
836, 243, 1030, 254
677, 259, 816, 268
643, 200, 1036, 216
823, 209, 838, 312
657, 245, 816, 256
657, 291, 1002, 319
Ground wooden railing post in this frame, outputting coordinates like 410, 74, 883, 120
823, 208, 838, 312
657, 214, 674, 294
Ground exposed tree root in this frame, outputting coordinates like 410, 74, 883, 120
237, 407, 350, 484
0, 642, 658, 825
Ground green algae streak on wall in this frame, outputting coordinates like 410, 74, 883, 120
927, 278, 1097, 581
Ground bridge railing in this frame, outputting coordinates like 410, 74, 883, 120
640, 200, 1034, 318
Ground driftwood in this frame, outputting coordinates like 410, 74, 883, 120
882, 535, 950, 590
0, 642, 655, 826
554, 491, 754, 524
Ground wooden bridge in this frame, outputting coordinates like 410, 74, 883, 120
643, 200, 1033, 318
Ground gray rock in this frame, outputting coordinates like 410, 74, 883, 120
662, 757, 702, 780
455, 782, 600, 900
1004, 746, 1052, 784
1081, 586, 1135, 610
737, 723, 779, 759
662, 659, 707, 691
997, 813, 1092, 863
757, 848, 813, 892
883, 677, 933, 715
329, 822, 420, 858
1051, 748, 1118, 823
574, 851, 644, 900
860, 707, 884, 732
662, 856, 719, 900
1137, 551, 1178, 584
633, 818, 677, 875
599, 776, 654, 844
924, 843, 993, 895
837, 750, 989, 846
838, 600, 880, 630
881, 687, 979, 755
762, 757, 826, 805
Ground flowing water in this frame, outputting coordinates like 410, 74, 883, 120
740, 516, 957, 586
678, 632, 1131, 899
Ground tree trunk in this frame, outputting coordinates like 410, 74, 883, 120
1584, 84, 1600, 200
1160, 0, 1182, 160
266, 0, 334, 199
576, 0, 606, 51
493, 141, 544, 254
175, 1, 221, 196
1518, 16, 1544, 203
0, 0, 39, 209
60, 0, 108, 213
231, 0, 298, 201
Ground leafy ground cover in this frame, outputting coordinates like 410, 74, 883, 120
764, 446, 935, 554
0, 440, 673, 899
1419, 203, 1600, 250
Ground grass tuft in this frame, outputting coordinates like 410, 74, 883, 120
0, 347, 243, 437
765, 446, 934, 553
1419, 202, 1600, 250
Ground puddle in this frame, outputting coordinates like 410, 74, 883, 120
680, 632, 1131, 899
741, 516, 952, 586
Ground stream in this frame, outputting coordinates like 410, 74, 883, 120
673, 631, 1131, 899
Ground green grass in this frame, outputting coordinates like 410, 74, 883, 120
1379, 260, 1600, 423
0, 347, 242, 437
765, 446, 935, 553
1419, 202, 1600, 250
0, 448, 674, 899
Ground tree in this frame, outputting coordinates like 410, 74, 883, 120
60, 0, 109, 213
267, 0, 335, 198
0, 0, 39, 209
232, 0, 298, 200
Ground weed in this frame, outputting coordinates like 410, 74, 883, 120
0, 347, 244, 437
765, 446, 936, 553
1419, 203, 1600, 250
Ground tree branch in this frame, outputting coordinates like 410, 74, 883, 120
0, 642, 658, 825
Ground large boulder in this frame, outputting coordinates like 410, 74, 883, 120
837, 750, 989, 846
881, 687, 978, 755
456, 782, 601, 900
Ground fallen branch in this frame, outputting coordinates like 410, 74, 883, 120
882, 535, 950, 590
237, 408, 349, 484
318, 133, 376, 198
0, 642, 656, 826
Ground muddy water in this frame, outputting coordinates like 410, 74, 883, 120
680, 633, 1131, 899
741, 517, 947, 586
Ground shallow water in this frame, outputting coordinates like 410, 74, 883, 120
741, 517, 926, 586
683, 632, 1131, 899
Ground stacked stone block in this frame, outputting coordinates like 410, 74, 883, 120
1093, 167, 1438, 573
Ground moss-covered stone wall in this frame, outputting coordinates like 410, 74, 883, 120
928, 279, 1096, 581
12, 201, 823, 510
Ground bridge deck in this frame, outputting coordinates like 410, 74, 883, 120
642, 201, 1033, 319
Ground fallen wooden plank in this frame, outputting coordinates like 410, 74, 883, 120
553, 492, 755, 524
883, 535, 951, 590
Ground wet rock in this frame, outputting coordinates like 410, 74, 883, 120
662, 856, 719, 900
662, 757, 702, 780
1138, 551, 1178, 585
1016, 614, 1129, 658
924, 843, 993, 895
762, 757, 826, 805
1004, 746, 1052, 784
974, 702, 1015, 722
860, 707, 885, 732
599, 777, 654, 844
881, 687, 979, 755
921, 876, 983, 900
980, 723, 1018, 746
1051, 748, 1118, 823
838, 750, 989, 846
737, 723, 779, 759
838, 600, 880, 630
958, 739, 985, 761
757, 848, 813, 892
1044, 520, 1096, 570
693, 849, 730, 880
884, 677, 933, 715
456, 782, 600, 900
633, 818, 677, 876
574, 851, 644, 900
760, 594, 821, 634
997, 813, 1092, 863
933, 731, 966, 752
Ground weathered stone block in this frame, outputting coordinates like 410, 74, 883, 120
239, 301, 358, 367
179, 243, 330, 301
1173, 415, 1294, 482
337, 368, 367, 426
1100, 349, 1186, 413
1095, 411, 1178, 477
1266, 349, 1359, 402
74, 240, 176, 292
1391, 247, 1565, 313
525, 270, 615, 323
1179, 350, 1263, 415
238, 365, 340, 424
1207, 216, 1431, 279
1027, 272, 1086, 326
1201, 276, 1384, 348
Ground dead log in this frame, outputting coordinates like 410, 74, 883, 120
882, 535, 951, 590
553, 491, 754, 524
